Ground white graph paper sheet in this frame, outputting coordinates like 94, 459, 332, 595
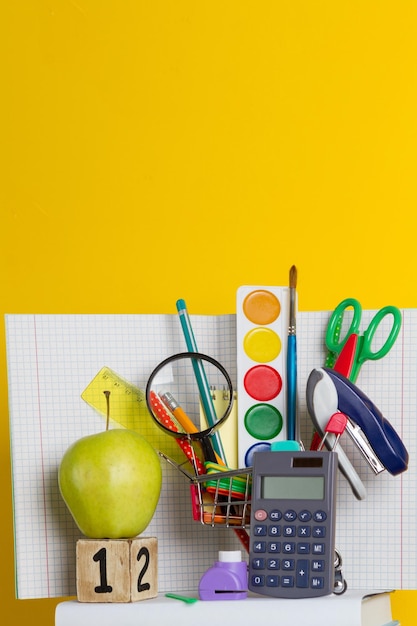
5, 310, 416, 598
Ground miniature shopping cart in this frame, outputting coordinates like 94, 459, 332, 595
159, 452, 252, 529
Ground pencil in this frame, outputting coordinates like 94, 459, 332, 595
149, 391, 206, 475
287, 265, 297, 441
176, 298, 227, 464
159, 391, 197, 433
159, 391, 225, 466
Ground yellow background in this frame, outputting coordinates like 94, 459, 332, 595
1, 1, 416, 623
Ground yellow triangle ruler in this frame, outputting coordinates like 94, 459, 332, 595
81, 366, 185, 464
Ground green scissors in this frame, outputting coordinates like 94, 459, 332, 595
325, 298, 402, 383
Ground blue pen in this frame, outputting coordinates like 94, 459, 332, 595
286, 266, 297, 442
176, 298, 227, 464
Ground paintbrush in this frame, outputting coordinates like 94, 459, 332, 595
287, 265, 297, 441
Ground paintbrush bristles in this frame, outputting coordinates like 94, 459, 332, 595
289, 265, 297, 289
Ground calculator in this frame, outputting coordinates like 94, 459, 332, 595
248, 450, 338, 598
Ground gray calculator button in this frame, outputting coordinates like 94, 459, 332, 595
284, 510, 297, 521
312, 543, 325, 554
251, 575, 265, 587
298, 510, 312, 521
296, 559, 310, 588
268, 542, 281, 553
282, 542, 295, 553
269, 510, 282, 521
297, 543, 310, 554
311, 577, 324, 589
253, 541, 266, 553
254, 509, 268, 521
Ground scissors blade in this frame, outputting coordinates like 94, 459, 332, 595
333, 333, 358, 379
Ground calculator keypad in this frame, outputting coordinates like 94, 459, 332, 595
249, 508, 331, 597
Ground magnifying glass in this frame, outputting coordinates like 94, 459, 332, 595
145, 352, 234, 468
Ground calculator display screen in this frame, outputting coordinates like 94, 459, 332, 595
261, 475, 325, 500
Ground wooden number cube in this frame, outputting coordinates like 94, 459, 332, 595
130, 537, 158, 602
76, 537, 157, 603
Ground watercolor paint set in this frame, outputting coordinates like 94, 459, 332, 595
236, 285, 291, 467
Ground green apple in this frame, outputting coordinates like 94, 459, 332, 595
58, 426, 162, 539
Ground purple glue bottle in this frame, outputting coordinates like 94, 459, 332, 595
198, 550, 248, 601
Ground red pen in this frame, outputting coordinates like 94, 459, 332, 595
149, 391, 205, 475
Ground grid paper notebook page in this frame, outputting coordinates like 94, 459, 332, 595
5, 311, 416, 599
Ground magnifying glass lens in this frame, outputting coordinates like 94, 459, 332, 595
145, 352, 233, 441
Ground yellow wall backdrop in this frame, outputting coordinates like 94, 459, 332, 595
1, 1, 417, 623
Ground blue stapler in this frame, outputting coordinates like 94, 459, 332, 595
306, 367, 408, 499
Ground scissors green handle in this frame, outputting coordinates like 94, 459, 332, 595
326, 298, 402, 382
326, 298, 362, 354
351, 305, 402, 381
